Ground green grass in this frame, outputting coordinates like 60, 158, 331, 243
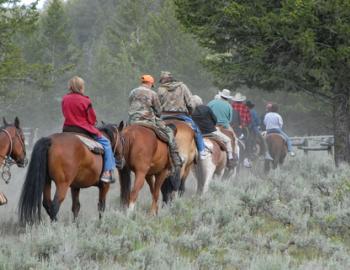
1, 153, 350, 269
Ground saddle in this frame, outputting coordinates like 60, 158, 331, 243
203, 134, 227, 152
131, 121, 176, 143
76, 135, 104, 155
264, 131, 286, 143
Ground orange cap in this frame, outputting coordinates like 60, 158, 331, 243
141, 75, 155, 85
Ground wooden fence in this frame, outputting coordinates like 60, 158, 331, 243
290, 135, 334, 155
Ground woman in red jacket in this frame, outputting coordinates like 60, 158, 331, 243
61, 76, 116, 183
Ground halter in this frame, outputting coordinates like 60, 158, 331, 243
0, 126, 26, 184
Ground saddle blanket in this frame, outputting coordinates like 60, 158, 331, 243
76, 135, 104, 154
131, 122, 171, 143
203, 134, 227, 152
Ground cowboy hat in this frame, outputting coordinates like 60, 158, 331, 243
218, 89, 233, 100
232, 92, 246, 102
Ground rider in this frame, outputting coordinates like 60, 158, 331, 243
191, 95, 237, 168
264, 103, 296, 156
207, 89, 240, 161
231, 92, 253, 168
157, 71, 209, 160
61, 76, 117, 183
128, 74, 183, 170
246, 100, 273, 160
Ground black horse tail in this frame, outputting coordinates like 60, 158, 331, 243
161, 167, 181, 204
119, 166, 131, 208
19, 137, 52, 225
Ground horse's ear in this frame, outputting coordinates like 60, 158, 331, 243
3, 117, 8, 126
118, 121, 124, 131
14, 117, 20, 128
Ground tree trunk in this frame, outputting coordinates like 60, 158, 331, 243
333, 83, 350, 166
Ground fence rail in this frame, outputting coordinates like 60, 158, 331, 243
290, 135, 334, 154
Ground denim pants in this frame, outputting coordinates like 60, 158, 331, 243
94, 135, 116, 171
162, 114, 205, 152
267, 128, 292, 152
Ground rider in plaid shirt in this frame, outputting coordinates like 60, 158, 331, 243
232, 100, 251, 127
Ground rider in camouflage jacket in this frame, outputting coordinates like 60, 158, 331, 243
157, 71, 208, 160
128, 75, 182, 169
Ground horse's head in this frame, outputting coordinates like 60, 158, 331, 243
99, 121, 125, 169
2, 117, 28, 167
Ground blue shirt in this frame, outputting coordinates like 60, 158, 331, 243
207, 99, 232, 128
250, 109, 260, 129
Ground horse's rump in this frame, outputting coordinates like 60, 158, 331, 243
122, 125, 169, 173
48, 133, 103, 187
266, 133, 287, 165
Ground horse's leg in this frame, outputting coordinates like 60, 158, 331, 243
50, 182, 70, 221
43, 180, 52, 218
129, 170, 147, 211
179, 164, 192, 197
151, 170, 168, 215
146, 176, 155, 194
98, 182, 110, 219
71, 187, 81, 221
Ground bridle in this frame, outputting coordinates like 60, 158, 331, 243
0, 126, 27, 183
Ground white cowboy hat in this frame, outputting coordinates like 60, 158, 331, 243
232, 92, 246, 102
218, 89, 233, 100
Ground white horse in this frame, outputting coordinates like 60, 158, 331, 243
194, 136, 239, 194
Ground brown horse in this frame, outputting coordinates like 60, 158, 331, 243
161, 119, 197, 202
264, 133, 287, 172
0, 117, 27, 206
18, 123, 122, 224
118, 123, 174, 215
193, 137, 227, 194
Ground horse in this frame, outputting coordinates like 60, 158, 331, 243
0, 117, 28, 206
264, 133, 287, 173
117, 123, 175, 215
18, 123, 122, 224
160, 119, 197, 203
193, 137, 227, 194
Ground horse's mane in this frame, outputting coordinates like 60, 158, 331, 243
98, 123, 117, 144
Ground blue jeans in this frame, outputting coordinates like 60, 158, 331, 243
267, 128, 292, 152
94, 135, 116, 171
162, 114, 205, 152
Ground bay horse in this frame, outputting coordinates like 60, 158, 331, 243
193, 137, 227, 194
118, 123, 175, 215
0, 117, 28, 206
160, 119, 197, 202
18, 123, 122, 224
264, 133, 287, 173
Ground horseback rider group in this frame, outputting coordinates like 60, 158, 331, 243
62, 72, 295, 182
1, 72, 295, 204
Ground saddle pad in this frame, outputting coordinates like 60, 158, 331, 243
203, 134, 227, 152
131, 122, 169, 143
76, 135, 104, 154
